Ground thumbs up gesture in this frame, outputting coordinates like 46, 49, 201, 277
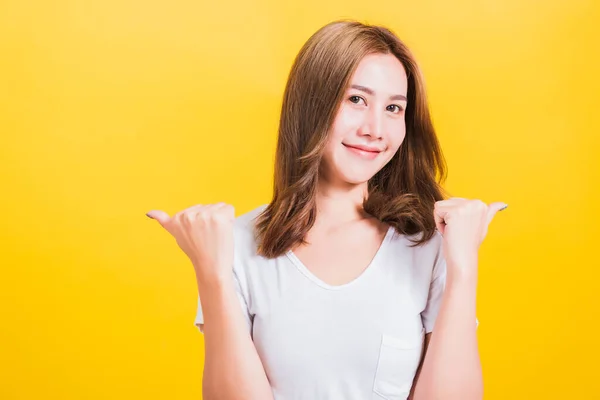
434, 198, 508, 277
146, 203, 235, 283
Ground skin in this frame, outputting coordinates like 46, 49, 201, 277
146, 52, 507, 400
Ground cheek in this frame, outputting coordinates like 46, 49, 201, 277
331, 105, 361, 138
386, 121, 406, 151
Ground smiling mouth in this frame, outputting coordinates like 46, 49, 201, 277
343, 143, 383, 159
343, 144, 382, 153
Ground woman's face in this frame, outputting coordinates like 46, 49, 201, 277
321, 53, 408, 187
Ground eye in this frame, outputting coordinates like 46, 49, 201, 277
349, 95, 365, 105
387, 104, 404, 113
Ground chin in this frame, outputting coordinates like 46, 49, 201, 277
339, 170, 377, 185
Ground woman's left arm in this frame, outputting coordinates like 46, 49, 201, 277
412, 198, 508, 400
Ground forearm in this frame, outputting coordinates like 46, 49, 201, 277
198, 275, 274, 400
414, 264, 483, 400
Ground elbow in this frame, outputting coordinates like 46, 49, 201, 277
202, 388, 241, 400
444, 388, 483, 400
203, 383, 274, 400
414, 382, 483, 400
416, 393, 482, 400
438, 385, 483, 400
442, 388, 483, 400
415, 365, 483, 400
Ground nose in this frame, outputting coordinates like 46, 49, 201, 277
359, 107, 384, 139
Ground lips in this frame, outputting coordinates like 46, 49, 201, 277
342, 143, 384, 161
343, 144, 383, 153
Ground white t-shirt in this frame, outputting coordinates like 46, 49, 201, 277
194, 205, 461, 400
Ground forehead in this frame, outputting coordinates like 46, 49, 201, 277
349, 53, 408, 95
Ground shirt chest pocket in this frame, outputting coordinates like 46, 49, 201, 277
372, 327, 425, 400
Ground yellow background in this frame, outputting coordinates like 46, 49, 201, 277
1, 0, 598, 398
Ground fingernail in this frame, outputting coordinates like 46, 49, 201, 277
499, 204, 508, 211
145, 212, 153, 219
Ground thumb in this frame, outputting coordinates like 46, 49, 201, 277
486, 202, 508, 226
146, 210, 171, 227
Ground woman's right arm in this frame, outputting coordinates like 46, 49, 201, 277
198, 274, 273, 400
146, 203, 273, 400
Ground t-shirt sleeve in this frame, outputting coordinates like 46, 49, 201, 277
421, 248, 447, 334
421, 238, 479, 334
194, 268, 252, 334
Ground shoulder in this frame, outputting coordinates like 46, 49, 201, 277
232, 204, 268, 255
387, 228, 444, 278
230, 204, 271, 287
389, 228, 443, 257
233, 204, 267, 235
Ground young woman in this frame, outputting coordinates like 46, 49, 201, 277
147, 20, 506, 400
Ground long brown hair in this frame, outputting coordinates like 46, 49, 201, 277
255, 20, 449, 258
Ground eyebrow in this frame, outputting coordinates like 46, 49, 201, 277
350, 84, 407, 101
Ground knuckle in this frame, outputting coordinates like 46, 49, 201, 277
173, 212, 184, 223
223, 205, 235, 216
197, 208, 211, 220
182, 211, 195, 222
214, 211, 230, 223
473, 200, 487, 211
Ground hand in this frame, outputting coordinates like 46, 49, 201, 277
434, 198, 508, 276
146, 203, 235, 283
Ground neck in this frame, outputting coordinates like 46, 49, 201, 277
314, 179, 370, 228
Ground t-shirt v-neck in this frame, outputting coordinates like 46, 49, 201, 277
284, 225, 395, 290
